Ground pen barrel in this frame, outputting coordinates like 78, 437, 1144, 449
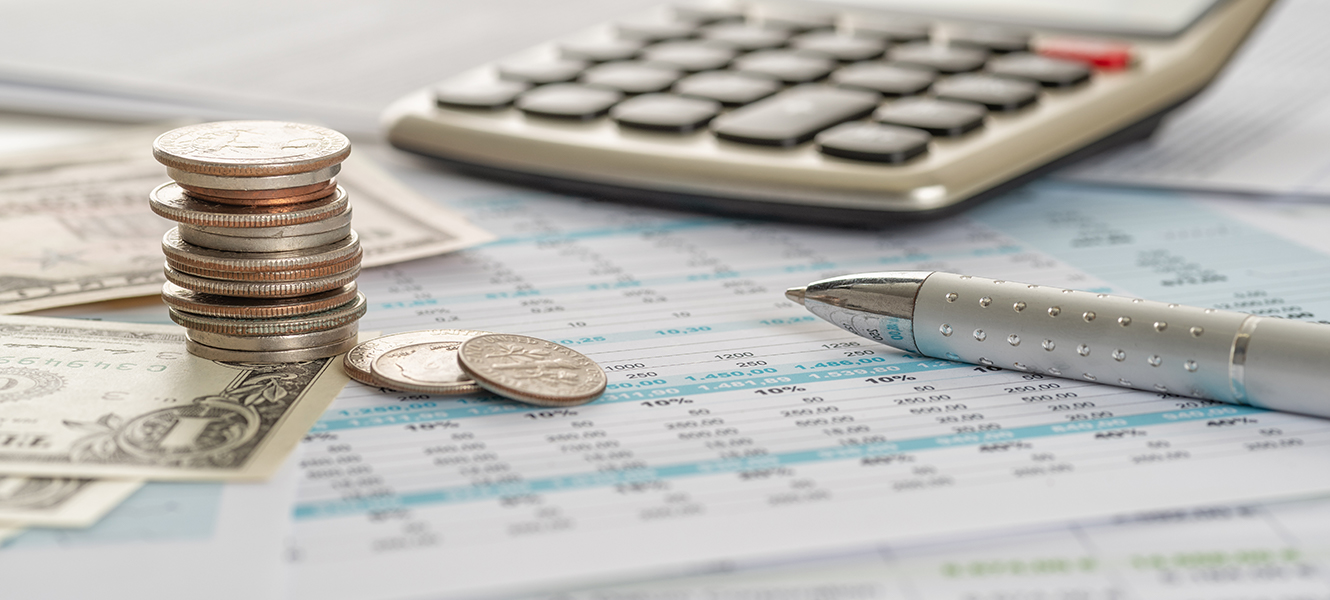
1242, 317, 1330, 417
909, 273, 1319, 412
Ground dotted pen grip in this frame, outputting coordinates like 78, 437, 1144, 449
913, 273, 1248, 401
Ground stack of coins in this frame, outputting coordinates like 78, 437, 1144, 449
150, 121, 365, 362
345, 330, 607, 407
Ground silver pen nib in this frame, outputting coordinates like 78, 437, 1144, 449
784, 287, 806, 305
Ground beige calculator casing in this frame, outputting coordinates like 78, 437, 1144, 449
382, 0, 1274, 225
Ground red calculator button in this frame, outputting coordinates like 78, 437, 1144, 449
1036, 38, 1133, 70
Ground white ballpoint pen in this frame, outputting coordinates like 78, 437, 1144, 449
786, 271, 1330, 419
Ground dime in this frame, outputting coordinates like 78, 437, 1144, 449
169, 293, 366, 336
151, 182, 348, 227
178, 178, 337, 200
164, 262, 360, 298
185, 334, 359, 363
161, 282, 359, 319
162, 229, 361, 272
370, 342, 484, 395
187, 322, 360, 351
457, 334, 607, 406
167, 164, 339, 191
166, 254, 360, 282
153, 121, 351, 177
344, 329, 491, 387
176, 223, 352, 252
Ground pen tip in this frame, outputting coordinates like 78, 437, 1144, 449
784, 287, 806, 305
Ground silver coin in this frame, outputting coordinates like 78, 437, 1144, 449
185, 206, 351, 238
186, 321, 360, 351
370, 342, 484, 395
166, 164, 339, 190
166, 254, 360, 282
161, 282, 360, 319
457, 334, 607, 406
162, 229, 360, 272
185, 333, 359, 363
169, 293, 365, 336
344, 329, 491, 387
153, 121, 351, 177
150, 182, 349, 228
176, 223, 352, 252
164, 262, 360, 298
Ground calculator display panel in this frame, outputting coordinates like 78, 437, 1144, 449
819, 0, 1223, 37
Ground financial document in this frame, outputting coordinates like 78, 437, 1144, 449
1065, 0, 1330, 196
271, 153, 1330, 600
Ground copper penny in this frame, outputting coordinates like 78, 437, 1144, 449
179, 178, 337, 201
182, 181, 338, 206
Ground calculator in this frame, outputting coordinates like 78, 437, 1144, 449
382, 0, 1274, 225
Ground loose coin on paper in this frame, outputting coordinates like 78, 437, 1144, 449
0, 476, 142, 528
0, 315, 351, 480
344, 329, 490, 387
370, 342, 483, 395
457, 334, 607, 406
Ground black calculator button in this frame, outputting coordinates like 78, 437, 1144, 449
888, 43, 989, 73
701, 24, 791, 51
435, 79, 530, 110
641, 41, 737, 72
516, 84, 623, 120
845, 20, 931, 43
712, 85, 879, 146
617, 20, 698, 43
498, 59, 589, 84
873, 97, 986, 137
948, 27, 1030, 54
817, 122, 931, 163
612, 93, 722, 132
753, 10, 837, 33
560, 39, 645, 63
672, 4, 745, 24
674, 71, 782, 106
933, 74, 1038, 111
581, 62, 683, 94
987, 53, 1090, 88
790, 33, 886, 62
831, 63, 935, 96
732, 50, 837, 84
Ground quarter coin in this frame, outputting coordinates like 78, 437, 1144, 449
153, 121, 351, 177
185, 334, 359, 363
186, 322, 361, 351
166, 254, 360, 282
167, 164, 339, 191
344, 329, 491, 387
161, 282, 359, 319
169, 293, 366, 336
162, 229, 360, 272
457, 334, 607, 406
164, 262, 360, 298
183, 206, 351, 238
150, 182, 348, 227
178, 178, 337, 201
175, 223, 352, 252
370, 342, 484, 395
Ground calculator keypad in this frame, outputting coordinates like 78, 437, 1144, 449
435, 4, 1113, 165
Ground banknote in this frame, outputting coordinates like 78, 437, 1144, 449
0, 315, 351, 480
0, 476, 141, 527
0, 128, 493, 314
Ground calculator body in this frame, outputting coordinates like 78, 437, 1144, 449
383, 0, 1274, 225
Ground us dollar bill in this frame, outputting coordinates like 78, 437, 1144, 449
0, 476, 141, 527
0, 128, 493, 314
0, 315, 351, 480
